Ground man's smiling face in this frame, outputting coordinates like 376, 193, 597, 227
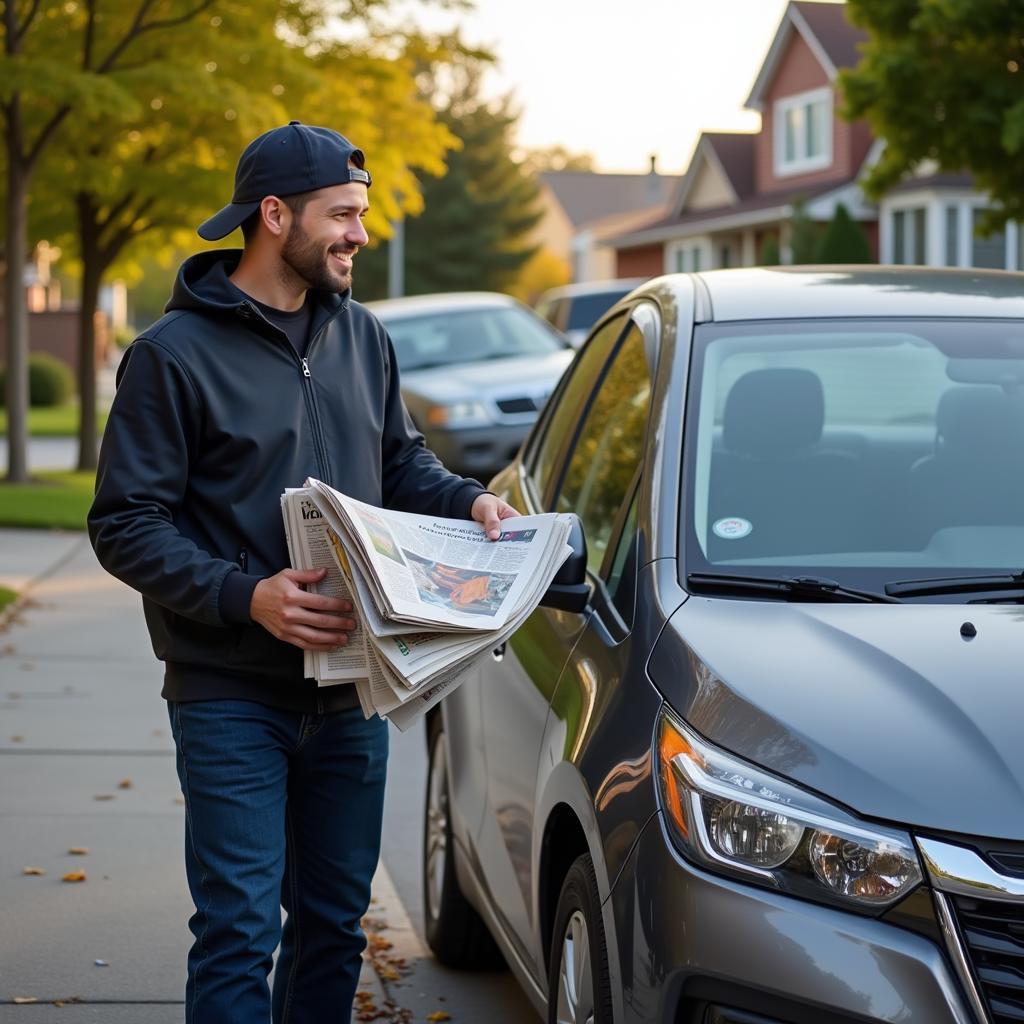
280, 178, 370, 293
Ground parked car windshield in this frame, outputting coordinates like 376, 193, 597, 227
384, 307, 565, 372
683, 318, 1024, 587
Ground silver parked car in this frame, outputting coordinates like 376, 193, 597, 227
366, 292, 574, 480
423, 267, 1024, 1024
535, 278, 646, 347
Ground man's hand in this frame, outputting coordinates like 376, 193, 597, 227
250, 568, 357, 652
471, 492, 522, 541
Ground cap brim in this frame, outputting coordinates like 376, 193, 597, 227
197, 200, 261, 241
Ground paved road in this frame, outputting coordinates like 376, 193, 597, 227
0, 530, 536, 1022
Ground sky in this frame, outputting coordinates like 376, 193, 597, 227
393, 0, 846, 175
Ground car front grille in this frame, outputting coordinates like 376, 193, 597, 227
951, 894, 1024, 1023
495, 396, 539, 414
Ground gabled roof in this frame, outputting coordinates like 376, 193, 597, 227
746, 1, 868, 111
670, 132, 758, 217
539, 170, 682, 229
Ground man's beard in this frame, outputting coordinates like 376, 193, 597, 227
281, 220, 353, 293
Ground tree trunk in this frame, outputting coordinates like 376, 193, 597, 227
76, 196, 101, 472
4, 115, 30, 483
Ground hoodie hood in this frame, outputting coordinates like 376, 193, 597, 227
165, 249, 351, 332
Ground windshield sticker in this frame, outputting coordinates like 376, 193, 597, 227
713, 517, 752, 540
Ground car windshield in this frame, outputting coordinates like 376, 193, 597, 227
683, 318, 1024, 588
566, 291, 631, 331
383, 307, 564, 372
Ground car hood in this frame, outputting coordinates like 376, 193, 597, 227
652, 598, 1024, 838
401, 351, 574, 403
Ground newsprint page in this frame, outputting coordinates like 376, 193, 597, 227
281, 480, 573, 730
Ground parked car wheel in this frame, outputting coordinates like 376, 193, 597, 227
548, 854, 612, 1024
422, 712, 503, 968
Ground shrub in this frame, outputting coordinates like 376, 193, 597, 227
0, 353, 74, 408
817, 203, 873, 263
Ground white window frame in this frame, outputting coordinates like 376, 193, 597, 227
773, 86, 833, 178
665, 236, 712, 274
881, 190, 1021, 269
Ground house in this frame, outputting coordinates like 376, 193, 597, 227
611, 1, 878, 275
535, 159, 682, 282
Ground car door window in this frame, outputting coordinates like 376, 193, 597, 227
527, 312, 628, 505
554, 322, 654, 575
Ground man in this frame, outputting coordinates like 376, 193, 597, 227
89, 121, 518, 1023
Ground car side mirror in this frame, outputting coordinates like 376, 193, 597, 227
540, 513, 589, 613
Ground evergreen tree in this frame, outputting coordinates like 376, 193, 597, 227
817, 203, 872, 263
789, 199, 821, 265
359, 65, 541, 299
759, 235, 781, 266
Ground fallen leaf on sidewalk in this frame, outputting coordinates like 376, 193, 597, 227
427, 1013, 452, 1022
173, 797, 185, 805
68, 846, 89, 856
62, 870, 87, 883
93, 794, 115, 801
22, 866, 46, 876
117, 778, 133, 789
368, 934, 393, 952
12, 996, 38, 1004
10, 735, 24, 742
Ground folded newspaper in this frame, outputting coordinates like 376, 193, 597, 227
281, 478, 574, 731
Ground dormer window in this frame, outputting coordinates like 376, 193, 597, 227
774, 86, 832, 176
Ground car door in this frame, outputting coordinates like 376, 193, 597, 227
471, 311, 633, 964
475, 306, 658, 970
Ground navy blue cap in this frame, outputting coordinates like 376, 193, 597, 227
198, 120, 371, 240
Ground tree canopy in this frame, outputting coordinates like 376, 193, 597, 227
357, 62, 542, 299
841, 0, 1024, 223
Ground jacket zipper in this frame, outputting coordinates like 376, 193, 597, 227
240, 301, 342, 483
239, 549, 248, 573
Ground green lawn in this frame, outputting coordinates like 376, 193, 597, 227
0, 470, 95, 530
0, 404, 108, 437
0, 586, 17, 612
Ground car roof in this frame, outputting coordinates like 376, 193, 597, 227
685, 266, 1024, 322
362, 291, 519, 320
539, 278, 647, 301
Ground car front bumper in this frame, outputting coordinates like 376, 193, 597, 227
609, 812, 975, 1024
423, 423, 530, 480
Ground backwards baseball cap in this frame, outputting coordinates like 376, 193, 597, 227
197, 120, 372, 241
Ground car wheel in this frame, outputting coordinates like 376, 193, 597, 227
422, 712, 504, 969
547, 853, 613, 1024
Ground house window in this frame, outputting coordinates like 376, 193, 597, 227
945, 205, 959, 266
892, 208, 927, 265
774, 87, 832, 177
719, 245, 732, 269
972, 208, 1006, 269
670, 244, 704, 272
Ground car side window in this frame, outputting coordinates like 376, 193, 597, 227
527, 312, 628, 504
554, 322, 653, 575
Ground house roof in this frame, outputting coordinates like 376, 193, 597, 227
705, 132, 758, 201
746, 1, 868, 111
610, 176, 860, 249
539, 170, 682, 229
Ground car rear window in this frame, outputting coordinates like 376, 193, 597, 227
566, 291, 631, 331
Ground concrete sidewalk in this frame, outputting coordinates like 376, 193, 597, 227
0, 532, 404, 1022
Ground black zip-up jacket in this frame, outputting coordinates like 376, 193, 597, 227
89, 250, 486, 712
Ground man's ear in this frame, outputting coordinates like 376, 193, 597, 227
259, 196, 288, 238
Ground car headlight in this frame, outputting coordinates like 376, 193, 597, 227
425, 400, 492, 429
656, 707, 922, 911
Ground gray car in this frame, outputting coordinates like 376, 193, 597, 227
366, 292, 574, 480
422, 267, 1024, 1024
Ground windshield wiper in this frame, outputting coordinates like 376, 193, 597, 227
687, 572, 901, 604
885, 571, 1024, 598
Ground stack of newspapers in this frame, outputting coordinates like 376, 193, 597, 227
281, 478, 574, 730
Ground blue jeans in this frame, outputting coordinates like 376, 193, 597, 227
168, 699, 389, 1024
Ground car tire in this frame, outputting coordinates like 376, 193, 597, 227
547, 853, 613, 1024
422, 712, 504, 969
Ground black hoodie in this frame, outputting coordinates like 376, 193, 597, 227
89, 250, 486, 712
